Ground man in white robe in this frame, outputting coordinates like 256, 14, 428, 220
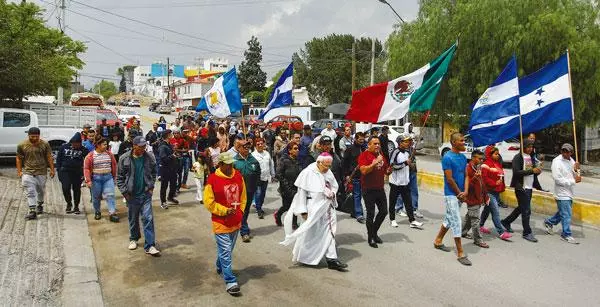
280, 153, 348, 271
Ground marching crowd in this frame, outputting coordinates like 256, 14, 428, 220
14, 114, 582, 296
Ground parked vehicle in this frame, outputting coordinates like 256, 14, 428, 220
438, 134, 520, 164
157, 104, 172, 114
149, 101, 160, 112
117, 109, 141, 123
0, 108, 86, 159
177, 105, 196, 118
267, 115, 303, 131
70, 92, 104, 107
96, 109, 120, 127
311, 119, 350, 137
127, 100, 141, 107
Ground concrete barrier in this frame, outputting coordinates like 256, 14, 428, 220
417, 171, 600, 228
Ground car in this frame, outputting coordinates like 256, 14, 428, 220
438, 134, 520, 164
96, 109, 120, 127
311, 119, 350, 137
117, 109, 141, 123
177, 105, 196, 119
127, 100, 141, 107
157, 104, 172, 114
149, 101, 160, 112
267, 115, 303, 131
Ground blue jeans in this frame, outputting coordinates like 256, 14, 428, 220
127, 193, 155, 250
240, 190, 255, 236
91, 173, 116, 214
254, 180, 268, 212
352, 178, 364, 218
395, 171, 419, 211
180, 155, 191, 187
545, 199, 573, 237
215, 231, 239, 286
480, 192, 505, 234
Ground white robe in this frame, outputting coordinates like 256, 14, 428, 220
280, 162, 339, 265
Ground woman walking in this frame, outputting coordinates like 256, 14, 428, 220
84, 137, 119, 222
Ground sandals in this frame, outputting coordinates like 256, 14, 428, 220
474, 241, 489, 248
433, 243, 452, 252
457, 256, 472, 266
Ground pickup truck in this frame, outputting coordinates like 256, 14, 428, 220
0, 106, 94, 159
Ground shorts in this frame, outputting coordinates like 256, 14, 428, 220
443, 196, 462, 238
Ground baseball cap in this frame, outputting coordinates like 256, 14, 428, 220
83, 123, 92, 129
133, 136, 147, 146
561, 143, 574, 152
27, 127, 41, 135
218, 152, 235, 164
319, 135, 333, 144
396, 133, 412, 143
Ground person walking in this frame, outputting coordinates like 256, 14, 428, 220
338, 126, 353, 158
83, 137, 119, 222
358, 137, 390, 248
158, 130, 179, 209
320, 122, 337, 140
56, 132, 89, 214
203, 152, 246, 296
274, 142, 302, 228
460, 150, 490, 248
501, 139, 541, 243
192, 154, 209, 203
433, 132, 471, 266
480, 146, 512, 241
388, 134, 424, 229
205, 138, 222, 173
280, 152, 348, 272
251, 138, 275, 219
233, 140, 261, 243
342, 132, 366, 223
16, 127, 55, 220
116, 136, 160, 256
543, 143, 581, 244
298, 125, 314, 169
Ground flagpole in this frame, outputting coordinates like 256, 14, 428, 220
566, 49, 579, 165
241, 108, 247, 141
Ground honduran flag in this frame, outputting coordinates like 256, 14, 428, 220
346, 43, 456, 123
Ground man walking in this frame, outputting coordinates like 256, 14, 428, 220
433, 132, 471, 266
299, 125, 314, 169
320, 121, 337, 140
342, 132, 366, 223
544, 143, 581, 244
158, 130, 179, 209
117, 136, 160, 256
56, 132, 89, 214
251, 138, 275, 219
16, 127, 55, 220
233, 140, 261, 243
501, 139, 541, 243
338, 126, 353, 158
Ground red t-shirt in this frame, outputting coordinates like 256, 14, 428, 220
358, 150, 389, 190
169, 137, 189, 150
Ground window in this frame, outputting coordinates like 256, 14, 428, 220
3, 112, 31, 127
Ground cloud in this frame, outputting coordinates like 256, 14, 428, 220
241, 0, 314, 39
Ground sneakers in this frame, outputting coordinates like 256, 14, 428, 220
25, 209, 37, 220
242, 234, 251, 243
73, 206, 81, 215
499, 232, 512, 241
36, 204, 44, 214
501, 220, 514, 233
356, 216, 366, 224
414, 210, 424, 218
544, 222, 554, 235
523, 233, 538, 243
160, 202, 169, 210
145, 246, 161, 256
410, 220, 424, 228
226, 284, 241, 296
561, 236, 580, 244
66, 204, 73, 214
398, 210, 407, 217
257, 210, 265, 219
128, 241, 138, 250
390, 220, 399, 228
109, 214, 120, 223
167, 197, 179, 205
479, 226, 491, 234
94, 211, 101, 220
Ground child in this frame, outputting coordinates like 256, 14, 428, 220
480, 146, 512, 241
192, 154, 208, 203
109, 134, 122, 162
461, 149, 490, 248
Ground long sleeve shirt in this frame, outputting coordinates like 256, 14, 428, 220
252, 150, 275, 181
552, 155, 576, 200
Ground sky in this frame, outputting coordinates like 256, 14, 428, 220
32, 0, 420, 88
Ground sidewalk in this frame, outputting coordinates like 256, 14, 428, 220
0, 170, 103, 307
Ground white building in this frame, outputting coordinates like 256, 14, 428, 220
172, 80, 214, 108
133, 65, 152, 89
203, 57, 229, 72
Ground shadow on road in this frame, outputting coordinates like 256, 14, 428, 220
236, 264, 281, 286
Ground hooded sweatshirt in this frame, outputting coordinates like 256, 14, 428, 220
482, 146, 506, 193
56, 132, 89, 173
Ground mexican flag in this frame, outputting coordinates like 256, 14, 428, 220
346, 43, 457, 123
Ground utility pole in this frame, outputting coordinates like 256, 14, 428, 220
57, 0, 67, 104
166, 57, 170, 104
370, 38, 375, 86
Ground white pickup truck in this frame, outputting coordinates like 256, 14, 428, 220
0, 104, 96, 159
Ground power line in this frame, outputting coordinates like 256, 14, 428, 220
67, 27, 139, 64
84, 0, 296, 10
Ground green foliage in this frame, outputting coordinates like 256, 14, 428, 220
245, 90, 265, 104
262, 68, 285, 106
116, 65, 136, 93
293, 34, 385, 107
119, 76, 126, 93
0, 1, 86, 101
386, 0, 600, 126
238, 36, 267, 95
92, 80, 117, 101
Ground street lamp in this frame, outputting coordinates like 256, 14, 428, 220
377, 0, 406, 23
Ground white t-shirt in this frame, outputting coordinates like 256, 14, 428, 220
389, 149, 410, 186
522, 153, 534, 189
109, 141, 121, 155
320, 128, 337, 140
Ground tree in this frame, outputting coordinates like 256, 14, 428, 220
238, 36, 267, 95
262, 68, 285, 105
386, 0, 600, 127
116, 65, 136, 93
0, 2, 86, 101
293, 34, 384, 106
92, 80, 117, 101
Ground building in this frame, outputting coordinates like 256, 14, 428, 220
203, 57, 229, 72
172, 79, 214, 108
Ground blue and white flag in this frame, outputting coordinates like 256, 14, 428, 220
518, 54, 573, 134
196, 68, 242, 118
258, 62, 293, 120
469, 57, 521, 146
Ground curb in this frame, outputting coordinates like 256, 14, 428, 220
417, 171, 600, 228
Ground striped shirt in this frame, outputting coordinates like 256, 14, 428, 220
92, 151, 112, 174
